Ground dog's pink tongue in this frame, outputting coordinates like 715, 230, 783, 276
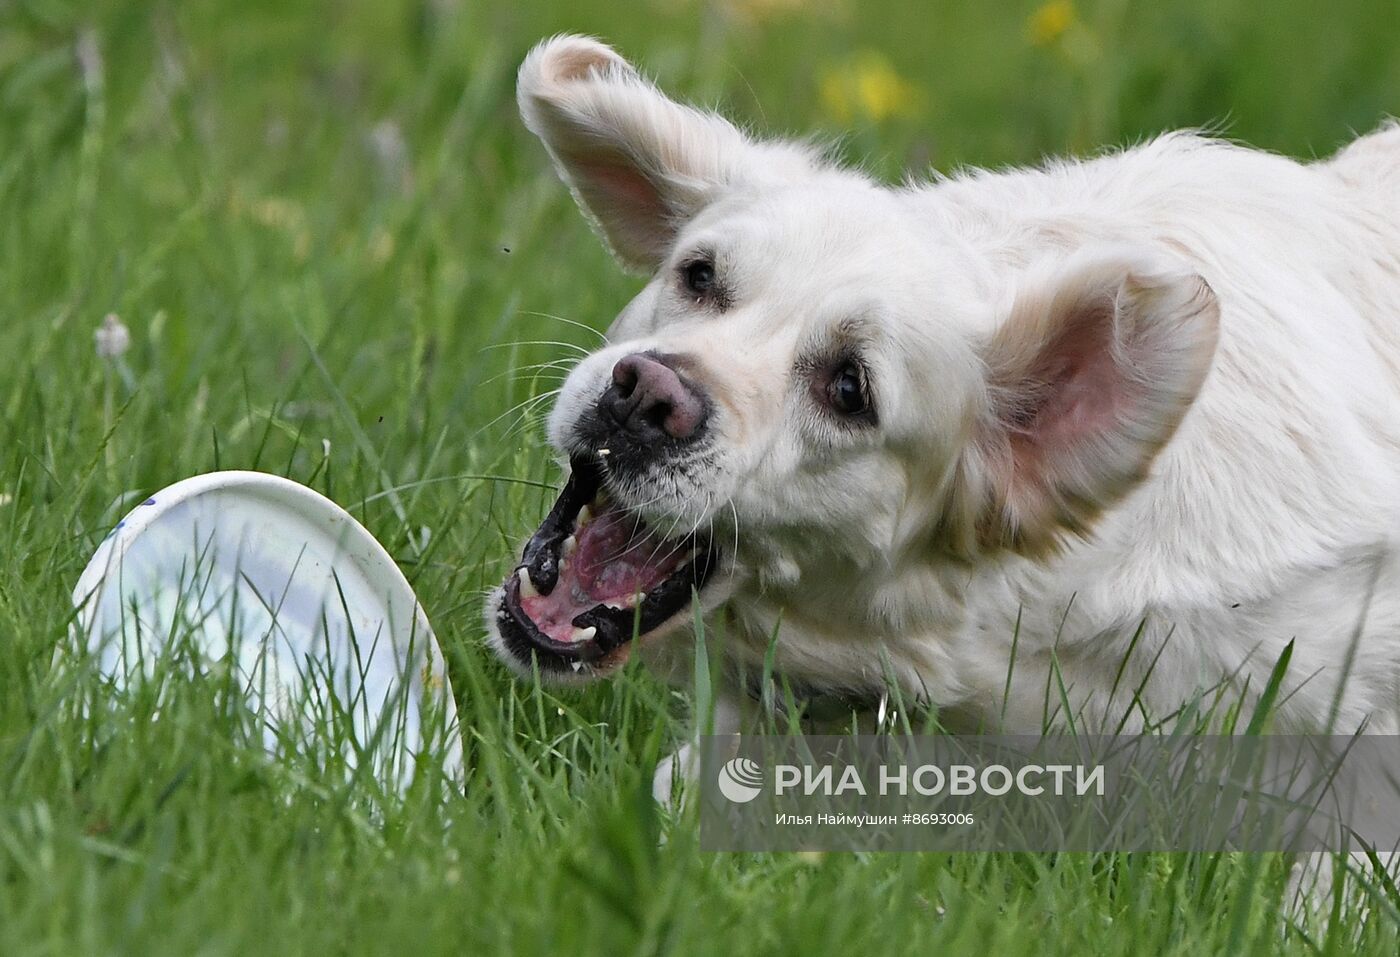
573, 505, 687, 599
519, 503, 688, 643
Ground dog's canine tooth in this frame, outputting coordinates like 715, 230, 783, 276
570, 625, 597, 643
570, 661, 583, 673
517, 567, 540, 599
561, 534, 578, 557
577, 504, 593, 526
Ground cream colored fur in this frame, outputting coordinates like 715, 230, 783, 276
493, 36, 1400, 808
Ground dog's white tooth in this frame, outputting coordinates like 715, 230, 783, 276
570, 625, 597, 644
570, 661, 583, 673
577, 504, 593, 526
517, 567, 539, 599
561, 534, 578, 557
635, 590, 647, 605
597, 448, 610, 457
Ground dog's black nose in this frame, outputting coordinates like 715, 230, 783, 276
601, 352, 707, 443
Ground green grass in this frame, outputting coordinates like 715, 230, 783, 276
2, 0, 1399, 953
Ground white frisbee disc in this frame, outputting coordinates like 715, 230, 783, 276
71, 470, 462, 789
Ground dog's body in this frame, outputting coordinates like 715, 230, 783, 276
487, 36, 1400, 797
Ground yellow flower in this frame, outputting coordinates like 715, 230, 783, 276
1028, 0, 1076, 47
249, 196, 305, 232
237, 191, 313, 261
819, 51, 922, 124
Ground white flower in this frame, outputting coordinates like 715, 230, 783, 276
95, 313, 130, 359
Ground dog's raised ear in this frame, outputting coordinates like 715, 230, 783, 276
517, 35, 817, 270
957, 248, 1219, 557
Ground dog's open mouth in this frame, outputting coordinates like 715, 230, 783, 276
497, 456, 717, 672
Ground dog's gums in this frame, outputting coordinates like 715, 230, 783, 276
495, 456, 717, 673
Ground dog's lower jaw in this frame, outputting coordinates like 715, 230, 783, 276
485, 562, 741, 689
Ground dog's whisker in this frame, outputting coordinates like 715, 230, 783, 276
479, 390, 563, 444
479, 366, 572, 389
484, 387, 562, 429
480, 338, 592, 357
520, 310, 610, 344
507, 358, 578, 376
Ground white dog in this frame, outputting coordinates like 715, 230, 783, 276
486, 35, 1400, 802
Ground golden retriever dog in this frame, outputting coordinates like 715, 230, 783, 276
486, 35, 1400, 804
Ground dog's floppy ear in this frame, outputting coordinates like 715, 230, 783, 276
517, 35, 816, 270
962, 248, 1219, 556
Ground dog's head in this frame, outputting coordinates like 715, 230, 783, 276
487, 36, 1219, 684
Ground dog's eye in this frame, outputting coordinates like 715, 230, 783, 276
683, 259, 715, 296
827, 361, 870, 417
